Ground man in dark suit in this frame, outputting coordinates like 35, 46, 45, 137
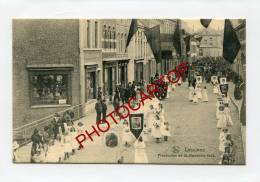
101, 99, 107, 121
95, 98, 102, 123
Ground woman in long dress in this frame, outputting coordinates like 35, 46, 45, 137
202, 86, 208, 102
217, 106, 227, 129
196, 85, 202, 99
224, 104, 233, 126
188, 85, 194, 102
122, 119, 132, 147
151, 114, 162, 143
146, 105, 155, 130
134, 136, 148, 163
213, 84, 219, 94
193, 93, 198, 104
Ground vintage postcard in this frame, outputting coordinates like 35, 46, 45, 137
13, 19, 246, 164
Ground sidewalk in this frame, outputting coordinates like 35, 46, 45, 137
228, 82, 246, 159
16, 100, 115, 162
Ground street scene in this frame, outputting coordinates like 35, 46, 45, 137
13, 19, 246, 165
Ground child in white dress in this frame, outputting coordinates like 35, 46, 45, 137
161, 121, 171, 141
188, 85, 194, 102
202, 86, 208, 102
213, 84, 219, 94
146, 105, 155, 131
217, 106, 227, 129
142, 124, 149, 142
193, 93, 198, 103
151, 114, 162, 143
122, 119, 132, 147
219, 128, 229, 152
224, 103, 233, 126
134, 136, 148, 163
196, 85, 202, 99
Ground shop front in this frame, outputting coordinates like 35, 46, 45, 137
103, 61, 117, 98
118, 60, 129, 87
134, 60, 144, 83
85, 64, 98, 102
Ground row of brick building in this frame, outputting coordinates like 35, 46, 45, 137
13, 19, 183, 128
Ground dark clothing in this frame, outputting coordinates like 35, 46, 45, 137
101, 102, 107, 120
119, 87, 125, 104
52, 118, 61, 139
95, 101, 102, 123
31, 132, 43, 156
113, 94, 120, 109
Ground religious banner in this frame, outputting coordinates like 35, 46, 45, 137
129, 113, 144, 139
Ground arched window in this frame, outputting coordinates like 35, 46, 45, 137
103, 25, 107, 48
121, 33, 123, 52
108, 26, 112, 49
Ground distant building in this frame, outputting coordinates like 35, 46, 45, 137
197, 28, 223, 58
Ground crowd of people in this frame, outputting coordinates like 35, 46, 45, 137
13, 110, 88, 163
117, 75, 179, 163
188, 58, 237, 165
13, 58, 241, 164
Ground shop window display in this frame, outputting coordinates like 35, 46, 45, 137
30, 72, 69, 106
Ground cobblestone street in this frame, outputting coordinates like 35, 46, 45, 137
65, 81, 245, 164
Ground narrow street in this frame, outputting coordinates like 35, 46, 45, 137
65, 81, 245, 164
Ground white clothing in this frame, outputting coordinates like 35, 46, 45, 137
146, 109, 155, 129
151, 119, 162, 138
188, 87, 194, 101
213, 85, 219, 94
161, 122, 171, 137
217, 111, 227, 129
134, 140, 148, 163
224, 107, 233, 126
202, 88, 208, 102
193, 95, 198, 103
197, 88, 202, 99
219, 131, 226, 152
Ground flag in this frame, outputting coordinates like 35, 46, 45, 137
173, 20, 182, 56
126, 19, 138, 49
144, 25, 162, 63
223, 19, 241, 64
184, 35, 191, 54
200, 19, 212, 28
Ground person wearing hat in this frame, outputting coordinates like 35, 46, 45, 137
30, 129, 43, 162
13, 141, 20, 162
52, 113, 62, 139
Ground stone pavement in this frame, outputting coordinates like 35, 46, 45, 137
66, 81, 245, 164
16, 81, 245, 164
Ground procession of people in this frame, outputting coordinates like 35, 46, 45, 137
188, 58, 237, 165
12, 57, 241, 164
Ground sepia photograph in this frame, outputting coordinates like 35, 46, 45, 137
12, 18, 246, 165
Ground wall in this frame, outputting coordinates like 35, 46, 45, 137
13, 19, 80, 128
